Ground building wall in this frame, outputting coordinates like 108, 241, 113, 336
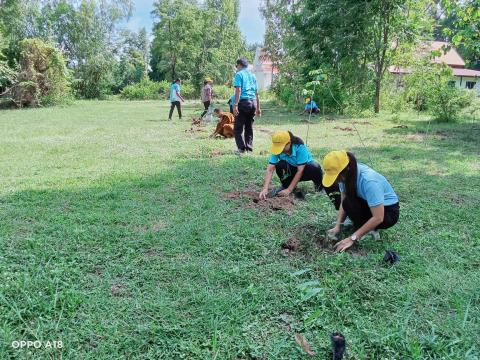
253, 70, 273, 91
452, 76, 480, 94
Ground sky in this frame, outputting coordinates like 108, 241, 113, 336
126, 0, 265, 45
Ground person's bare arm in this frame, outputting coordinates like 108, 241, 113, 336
176, 91, 185, 102
328, 192, 346, 237
259, 164, 276, 200
334, 204, 384, 253
233, 87, 241, 116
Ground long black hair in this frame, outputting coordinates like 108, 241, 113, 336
340, 152, 358, 198
288, 131, 304, 145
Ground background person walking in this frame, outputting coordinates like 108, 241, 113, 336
201, 77, 213, 118
168, 79, 185, 120
232, 58, 261, 154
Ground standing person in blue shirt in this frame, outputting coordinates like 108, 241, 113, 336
233, 58, 261, 154
259, 130, 341, 208
322, 150, 400, 253
168, 79, 185, 121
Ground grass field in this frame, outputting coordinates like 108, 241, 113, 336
0, 100, 479, 359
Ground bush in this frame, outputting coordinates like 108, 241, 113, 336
212, 84, 233, 100
120, 79, 162, 100
1, 38, 70, 107
405, 63, 473, 122
120, 79, 199, 100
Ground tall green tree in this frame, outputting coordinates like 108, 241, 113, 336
441, 0, 479, 67
262, 0, 433, 113
150, 0, 246, 87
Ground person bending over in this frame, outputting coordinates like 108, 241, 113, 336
259, 130, 340, 208
210, 108, 235, 138
322, 150, 400, 253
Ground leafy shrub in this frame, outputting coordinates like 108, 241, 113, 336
120, 79, 162, 100
1, 38, 70, 107
405, 63, 473, 122
212, 85, 234, 100
120, 79, 198, 100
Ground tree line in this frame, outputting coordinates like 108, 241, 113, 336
261, 0, 479, 115
0, 0, 250, 107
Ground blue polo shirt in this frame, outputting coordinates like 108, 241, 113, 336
305, 100, 318, 110
268, 144, 314, 167
169, 83, 181, 102
234, 68, 258, 100
339, 163, 398, 207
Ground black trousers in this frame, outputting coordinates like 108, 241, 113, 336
234, 99, 256, 152
342, 196, 400, 230
201, 101, 210, 118
168, 101, 182, 119
275, 160, 341, 209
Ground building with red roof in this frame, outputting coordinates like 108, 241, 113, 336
389, 41, 480, 94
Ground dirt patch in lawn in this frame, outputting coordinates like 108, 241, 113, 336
224, 189, 296, 212
334, 126, 354, 132
185, 127, 207, 134
352, 121, 372, 125
283, 226, 367, 256
281, 236, 300, 252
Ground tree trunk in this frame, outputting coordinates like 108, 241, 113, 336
374, 78, 381, 114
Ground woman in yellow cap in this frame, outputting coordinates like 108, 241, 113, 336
201, 78, 214, 118
259, 131, 340, 207
322, 150, 400, 252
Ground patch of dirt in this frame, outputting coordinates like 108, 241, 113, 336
110, 284, 127, 297
144, 249, 163, 258
333, 126, 354, 132
284, 226, 367, 256
191, 117, 202, 126
406, 134, 424, 141
448, 193, 468, 206
135, 221, 167, 234
393, 125, 408, 129
185, 127, 206, 134
352, 121, 372, 125
224, 189, 296, 212
281, 236, 300, 252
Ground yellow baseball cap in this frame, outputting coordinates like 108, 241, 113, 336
305, 97, 311, 104
322, 150, 349, 187
270, 130, 290, 155
205, 77, 213, 82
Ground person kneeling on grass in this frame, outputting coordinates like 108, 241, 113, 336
210, 108, 235, 138
259, 130, 340, 208
300, 98, 320, 115
322, 150, 400, 253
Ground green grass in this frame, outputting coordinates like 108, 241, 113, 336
0, 100, 479, 359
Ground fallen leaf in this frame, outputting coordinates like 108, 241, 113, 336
294, 333, 315, 356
